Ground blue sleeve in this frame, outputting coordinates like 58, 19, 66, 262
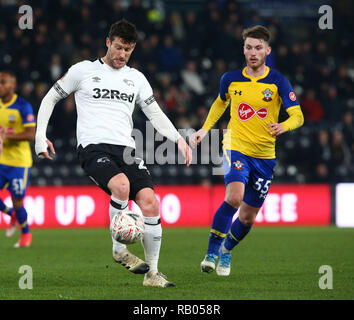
20, 101, 36, 125
219, 73, 230, 101
277, 74, 299, 109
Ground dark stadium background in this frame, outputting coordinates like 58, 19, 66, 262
0, 0, 354, 303
0, 0, 352, 188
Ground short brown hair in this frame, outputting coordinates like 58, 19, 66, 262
108, 19, 138, 43
242, 25, 271, 43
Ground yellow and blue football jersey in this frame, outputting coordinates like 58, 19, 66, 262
0, 94, 36, 167
203, 66, 301, 159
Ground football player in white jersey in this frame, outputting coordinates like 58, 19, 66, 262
35, 19, 192, 288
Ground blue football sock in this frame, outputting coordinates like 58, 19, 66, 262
207, 201, 237, 256
0, 198, 13, 216
15, 206, 29, 234
224, 217, 252, 251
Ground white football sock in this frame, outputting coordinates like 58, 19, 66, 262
110, 196, 128, 254
142, 216, 162, 272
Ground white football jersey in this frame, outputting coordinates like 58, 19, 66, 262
54, 58, 155, 149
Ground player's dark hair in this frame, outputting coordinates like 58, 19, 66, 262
0, 70, 17, 80
108, 19, 138, 43
242, 25, 271, 43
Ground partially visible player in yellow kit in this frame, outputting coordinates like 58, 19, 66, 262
190, 26, 304, 276
0, 71, 35, 247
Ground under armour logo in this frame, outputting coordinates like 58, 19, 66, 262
234, 90, 242, 95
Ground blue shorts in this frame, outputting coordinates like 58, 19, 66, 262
0, 164, 31, 198
223, 149, 276, 208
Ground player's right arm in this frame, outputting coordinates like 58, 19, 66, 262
35, 63, 82, 160
190, 73, 230, 148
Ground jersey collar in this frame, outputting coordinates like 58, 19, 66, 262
98, 57, 127, 72
0, 93, 18, 108
242, 66, 270, 82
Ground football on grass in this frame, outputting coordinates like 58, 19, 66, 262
110, 211, 145, 244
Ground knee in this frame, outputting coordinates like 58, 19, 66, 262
11, 198, 23, 210
224, 194, 243, 209
139, 196, 160, 217
108, 175, 130, 200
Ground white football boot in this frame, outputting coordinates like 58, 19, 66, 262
216, 251, 231, 276
143, 271, 176, 288
113, 248, 150, 274
200, 253, 218, 273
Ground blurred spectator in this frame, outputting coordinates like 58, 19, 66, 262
275, 45, 288, 73
165, 11, 185, 42
49, 54, 63, 82
341, 111, 354, 154
335, 65, 354, 99
180, 60, 206, 96
312, 129, 332, 167
313, 163, 331, 183
158, 35, 183, 72
207, 59, 227, 94
183, 11, 204, 59
125, 0, 149, 28
331, 129, 351, 168
321, 86, 345, 123
301, 89, 324, 123
58, 33, 76, 65
52, 94, 77, 139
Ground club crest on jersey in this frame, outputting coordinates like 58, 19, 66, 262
123, 79, 134, 87
237, 103, 268, 121
233, 160, 244, 170
262, 88, 273, 102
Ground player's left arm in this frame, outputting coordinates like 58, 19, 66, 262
268, 75, 304, 137
268, 106, 304, 136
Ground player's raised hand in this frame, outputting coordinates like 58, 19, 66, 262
35, 136, 56, 160
268, 123, 285, 137
177, 137, 192, 167
190, 128, 208, 148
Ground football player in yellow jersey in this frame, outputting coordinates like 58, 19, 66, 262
0, 71, 35, 247
190, 26, 304, 276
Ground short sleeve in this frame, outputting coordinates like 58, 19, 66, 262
20, 101, 36, 127
136, 72, 154, 109
219, 73, 230, 101
54, 62, 83, 98
278, 75, 300, 109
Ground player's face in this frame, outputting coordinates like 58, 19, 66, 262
106, 37, 136, 69
0, 73, 16, 99
243, 38, 271, 70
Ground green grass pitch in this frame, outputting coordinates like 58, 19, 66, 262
0, 226, 353, 300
